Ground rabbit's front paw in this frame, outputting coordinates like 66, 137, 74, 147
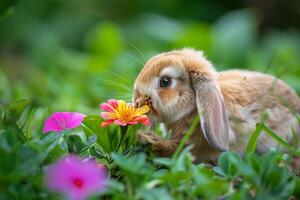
137, 130, 160, 145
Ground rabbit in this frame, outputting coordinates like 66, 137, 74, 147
133, 48, 300, 163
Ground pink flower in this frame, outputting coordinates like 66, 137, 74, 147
99, 99, 151, 127
45, 155, 108, 200
43, 112, 86, 133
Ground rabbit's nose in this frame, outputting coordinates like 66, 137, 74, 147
135, 96, 151, 108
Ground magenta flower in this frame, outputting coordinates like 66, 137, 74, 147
45, 155, 108, 200
43, 112, 86, 133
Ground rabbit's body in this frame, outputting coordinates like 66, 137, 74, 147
134, 48, 300, 163
218, 70, 300, 155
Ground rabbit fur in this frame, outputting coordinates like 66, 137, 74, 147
133, 48, 300, 163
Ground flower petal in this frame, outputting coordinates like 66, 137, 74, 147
43, 116, 63, 133
128, 121, 138, 125
100, 112, 116, 120
65, 112, 86, 129
101, 120, 115, 127
141, 118, 151, 126
118, 100, 128, 112
99, 103, 114, 112
107, 99, 119, 108
134, 105, 150, 116
114, 119, 127, 126
134, 115, 151, 126
99, 99, 151, 127
45, 155, 108, 200
43, 112, 85, 133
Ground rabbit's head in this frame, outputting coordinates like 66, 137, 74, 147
133, 48, 229, 151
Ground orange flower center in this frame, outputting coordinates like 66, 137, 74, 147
110, 101, 150, 123
117, 106, 136, 122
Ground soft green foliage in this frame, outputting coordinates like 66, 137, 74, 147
1, 100, 300, 199
1, 1, 300, 199
1, 2, 300, 110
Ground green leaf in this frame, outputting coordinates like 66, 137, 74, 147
107, 179, 125, 193
65, 134, 85, 154
80, 135, 97, 154
138, 188, 172, 200
193, 164, 229, 199
244, 151, 296, 198
293, 178, 300, 197
173, 145, 194, 172
81, 115, 103, 137
112, 153, 151, 175
82, 115, 114, 153
153, 157, 173, 167
38, 132, 62, 155
4, 99, 31, 124
5, 124, 27, 144
217, 152, 245, 179
89, 146, 108, 160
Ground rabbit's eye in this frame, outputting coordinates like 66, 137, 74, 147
159, 76, 172, 88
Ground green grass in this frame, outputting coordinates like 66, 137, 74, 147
246, 123, 300, 157
0, 99, 300, 199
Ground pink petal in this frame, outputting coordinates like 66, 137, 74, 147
99, 103, 115, 112
65, 112, 86, 129
114, 119, 127, 126
99, 99, 119, 112
128, 121, 138, 125
107, 99, 119, 109
134, 115, 151, 126
43, 112, 85, 133
45, 155, 108, 200
142, 118, 151, 126
43, 117, 64, 133
100, 112, 114, 120
101, 120, 115, 127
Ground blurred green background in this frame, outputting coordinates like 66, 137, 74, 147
1, 0, 300, 115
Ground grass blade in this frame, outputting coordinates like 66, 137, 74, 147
246, 123, 264, 154
261, 124, 300, 157
246, 123, 300, 157
172, 116, 199, 159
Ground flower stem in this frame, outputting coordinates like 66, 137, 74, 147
117, 126, 128, 150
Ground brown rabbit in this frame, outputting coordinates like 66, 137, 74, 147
133, 48, 300, 163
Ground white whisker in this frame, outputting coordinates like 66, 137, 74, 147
124, 39, 147, 62
95, 79, 133, 92
121, 52, 145, 66
104, 70, 132, 87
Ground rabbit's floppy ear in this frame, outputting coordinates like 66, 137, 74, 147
190, 71, 229, 151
